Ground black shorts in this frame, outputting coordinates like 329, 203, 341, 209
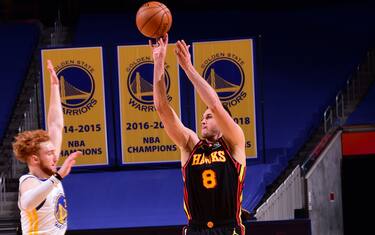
182, 225, 245, 235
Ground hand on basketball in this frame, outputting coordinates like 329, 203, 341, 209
149, 34, 168, 64
175, 40, 192, 71
47, 60, 59, 85
57, 151, 81, 178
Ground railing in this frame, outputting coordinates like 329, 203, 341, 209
336, 91, 344, 120
10, 85, 39, 178
50, 10, 70, 47
19, 86, 39, 133
255, 166, 304, 221
323, 106, 333, 133
0, 172, 6, 211
323, 49, 375, 134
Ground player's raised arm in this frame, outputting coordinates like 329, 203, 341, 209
150, 35, 199, 161
175, 40, 245, 165
46, 60, 64, 159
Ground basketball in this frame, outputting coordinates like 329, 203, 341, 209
136, 1, 172, 38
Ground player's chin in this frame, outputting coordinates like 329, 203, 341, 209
51, 165, 57, 173
201, 131, 208, 138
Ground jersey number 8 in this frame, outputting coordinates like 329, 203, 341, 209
202, 169, 217, 189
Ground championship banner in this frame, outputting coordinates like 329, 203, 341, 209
41, 47, 108, 166
118, 44, 180, 163
193, 39, 257, 158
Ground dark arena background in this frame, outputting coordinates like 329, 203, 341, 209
1, 0, 375, 234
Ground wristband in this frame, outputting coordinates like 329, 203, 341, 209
49, 175, 61, 186
54, 172, 63, 181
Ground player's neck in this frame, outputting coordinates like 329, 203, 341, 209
205, 134, 222, 144
29, 166, 50, 179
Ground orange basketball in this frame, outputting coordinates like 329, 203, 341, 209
136, 1, 172, 38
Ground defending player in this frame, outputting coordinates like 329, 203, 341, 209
13, 60, 80, 234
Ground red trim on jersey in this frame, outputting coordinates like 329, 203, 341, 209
218, 137, 242, 168
239, 223, 246, 235
181, 140, 204, 221
181, 167, 191, 220
219, 137, 246, 227
237, 165, 247, 226
235, 165, 244, 226
183, 187, 192, 220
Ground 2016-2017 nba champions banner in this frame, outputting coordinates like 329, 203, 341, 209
193, 39, 257, 158
117, 44, 180, 163
41, 47, 109, 166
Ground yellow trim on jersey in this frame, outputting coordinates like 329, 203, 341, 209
27, 209, 38, 234
240, 223, 246, 234
183, 201, 191, 220
239, 165, 245, 182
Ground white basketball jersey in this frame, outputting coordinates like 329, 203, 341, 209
19, 174, 68, 235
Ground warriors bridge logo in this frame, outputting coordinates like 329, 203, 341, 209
202, 56, 246, 107
55, 61, 97, 115
127, 60, 171, 112
54, 194, 67, 227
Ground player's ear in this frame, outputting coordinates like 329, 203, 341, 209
29, 154, 39, 164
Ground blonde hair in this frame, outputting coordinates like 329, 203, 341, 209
12, 130, 50, 163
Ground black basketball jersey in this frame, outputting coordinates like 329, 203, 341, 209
182, 137, 246, 229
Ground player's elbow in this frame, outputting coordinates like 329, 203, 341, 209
48, 120, 64, 131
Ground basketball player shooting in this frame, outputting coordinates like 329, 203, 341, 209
150, 34, 247, 235
12, 60, 81, 234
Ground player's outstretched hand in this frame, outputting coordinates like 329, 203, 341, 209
149, 33, 168, 64
175, 40, 192, 71
47, 60, 59, 85
57, 151, 81, 178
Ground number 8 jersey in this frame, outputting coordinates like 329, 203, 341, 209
182, 137, 246, 228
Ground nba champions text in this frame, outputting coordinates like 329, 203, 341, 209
127, 136, 177, 153
61, 140, 102, 157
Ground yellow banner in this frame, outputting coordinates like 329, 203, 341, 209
41, 47, 108, 166
193, 39, 257, 158
118, 44, 180, 163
